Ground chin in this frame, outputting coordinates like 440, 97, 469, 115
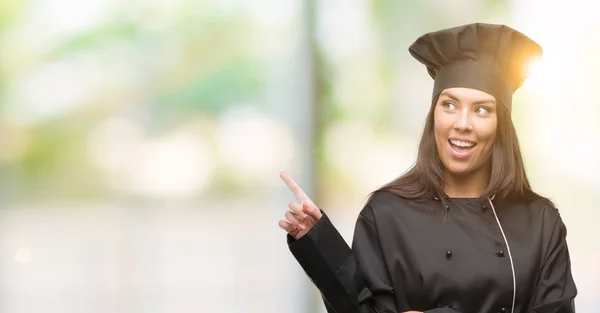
444, 162, 475, 177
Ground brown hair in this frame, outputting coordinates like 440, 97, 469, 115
370, 96, 543, 202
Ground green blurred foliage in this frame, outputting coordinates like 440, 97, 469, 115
0, 0, 25, 32
0, 2, 271, 201
156, 58, 265, 116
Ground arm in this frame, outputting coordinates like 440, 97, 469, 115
279, 173, 453, 313
288, 207, 400, 313
530, 211, 577, 313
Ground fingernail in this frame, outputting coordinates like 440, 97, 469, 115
300, 224, 306, 230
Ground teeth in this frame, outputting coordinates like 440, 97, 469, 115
451, 140, 474, 148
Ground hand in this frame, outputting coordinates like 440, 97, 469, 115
278, 172, 322, 240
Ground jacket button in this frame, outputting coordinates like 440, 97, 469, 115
497, 250, 505, 257
500, 308, 507, 313
446, 250, 452, 258
481, 204, 487, 212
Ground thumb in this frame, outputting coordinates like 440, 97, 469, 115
302, 202, 322, 220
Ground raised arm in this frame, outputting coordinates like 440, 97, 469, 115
279, 172, 401, 313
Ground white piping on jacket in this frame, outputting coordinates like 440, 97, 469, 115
488, 197, 516, 313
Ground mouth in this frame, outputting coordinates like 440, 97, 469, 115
448, 139, 476, 158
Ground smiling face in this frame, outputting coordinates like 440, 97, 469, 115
434, 87, 498, 178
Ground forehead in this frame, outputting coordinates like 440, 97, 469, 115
440, 87, 497, 105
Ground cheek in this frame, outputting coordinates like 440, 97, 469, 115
433, 120, 454, 161
433, 122, 447, 150
476, 121, 497, 151
433, 114, 453, 142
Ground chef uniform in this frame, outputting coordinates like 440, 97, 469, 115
286, 23, 577, 313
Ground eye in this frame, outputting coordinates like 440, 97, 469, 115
475, 106, 490, 115
442, 101, 457, 110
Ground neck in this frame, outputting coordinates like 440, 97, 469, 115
444, 165, 490, 198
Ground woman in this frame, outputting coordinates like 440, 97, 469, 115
278, 23, 577, 313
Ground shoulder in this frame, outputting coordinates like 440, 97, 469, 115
525, 197, 562, 221
509, 196, 567, 234
366, 190, 406, 207
365, 190, 420, 211
360, 190, 440, 223
507, 195, 558, 215
519, 198, 572, 259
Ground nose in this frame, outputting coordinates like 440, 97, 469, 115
453, 110, 473, 131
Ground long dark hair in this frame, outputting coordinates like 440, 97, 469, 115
371, 96, 543, 202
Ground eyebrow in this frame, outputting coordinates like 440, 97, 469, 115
440, 91, 496, 105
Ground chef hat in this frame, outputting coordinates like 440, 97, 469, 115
408, 23, 542, 112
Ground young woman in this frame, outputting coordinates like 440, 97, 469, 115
278, 23, 577, 313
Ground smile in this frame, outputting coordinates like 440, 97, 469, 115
448, 139, 476, 159
449, 139, 475, 148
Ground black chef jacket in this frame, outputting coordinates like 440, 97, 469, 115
287, 191, 577, 313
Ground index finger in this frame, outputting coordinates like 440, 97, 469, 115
280, 172, 313, 204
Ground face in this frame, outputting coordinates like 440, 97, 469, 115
434, 87, 498, 177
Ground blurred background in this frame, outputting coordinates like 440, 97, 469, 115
0, 0, 598, 312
